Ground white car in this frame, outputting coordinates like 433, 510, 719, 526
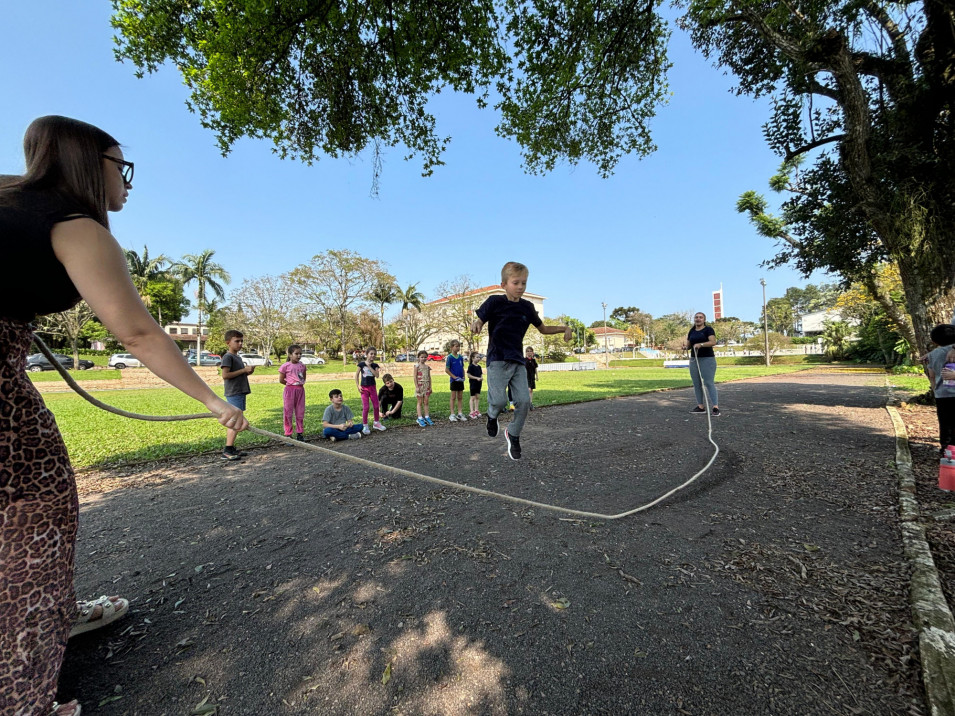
108, 353, 142, 369
298, 351, 326, 365
239, 352, 272, 367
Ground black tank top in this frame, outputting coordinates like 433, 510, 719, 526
0, 186, 91, 321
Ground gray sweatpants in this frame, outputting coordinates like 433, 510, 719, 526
487, 361, 530, 436
689, 356, 718, 407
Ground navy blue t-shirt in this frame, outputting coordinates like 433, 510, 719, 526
475, 295, 543, 363
687, 325, 716, 358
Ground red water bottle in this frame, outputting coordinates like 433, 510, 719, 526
940, 447, 955, 491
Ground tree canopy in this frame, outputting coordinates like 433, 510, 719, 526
112, 0, 670, 184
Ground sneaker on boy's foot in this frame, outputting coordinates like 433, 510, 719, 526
690, 406, 707, 414
417, 417, 428, 427
328, 436, 337, 443
221, 447, 241, 461
348, 432, 363, 440
486, 415, 499, 438
448, 414, 458, 422
712, 407, 721, 417
457, 413, 467, 421
296, 433, 305, 441
362, 424, 371, 435
504, 428, 521, 460
424, 416, 434, 425
373, 421, 386, 431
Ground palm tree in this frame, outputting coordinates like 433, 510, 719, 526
125, 245, 169, 323
397, 282, 425, 313
170, 250, 231, 364
369, 278, 399, 356
395, 282, 425, 354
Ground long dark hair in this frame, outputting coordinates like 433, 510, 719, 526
2, 116, 120, 227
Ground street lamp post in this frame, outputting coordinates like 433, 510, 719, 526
602, 302, 609, 367
760, 279, 769, 367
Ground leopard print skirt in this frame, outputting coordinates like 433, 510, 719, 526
0, 317, 78, 715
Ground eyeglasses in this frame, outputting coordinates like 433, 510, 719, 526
102, 155, 134, 185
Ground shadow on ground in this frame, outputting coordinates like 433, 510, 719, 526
60, 371, 922, 715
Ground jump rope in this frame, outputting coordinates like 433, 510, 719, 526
34, 336, 719, 521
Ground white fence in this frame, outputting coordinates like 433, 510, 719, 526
538, 361, 598, 372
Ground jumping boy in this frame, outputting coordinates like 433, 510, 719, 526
471, 262, 572, 459
220, 329, 254, 460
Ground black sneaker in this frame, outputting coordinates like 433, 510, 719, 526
690, 406, 707, 414
505, 428, 521, 460
487, 415, 499, 438
296, 433, 305, 442
221, 447, 241, 461
712, 407, 721, 417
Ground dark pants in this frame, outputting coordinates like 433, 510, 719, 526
380, 398, 402, 419
937, 396, 955, 451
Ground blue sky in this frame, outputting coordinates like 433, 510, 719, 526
1, 2, 828, 326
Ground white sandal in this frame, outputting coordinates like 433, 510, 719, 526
69, 595, 129, 638
52, 700, 81, 716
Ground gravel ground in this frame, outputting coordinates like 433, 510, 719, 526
60, 370, 924, 715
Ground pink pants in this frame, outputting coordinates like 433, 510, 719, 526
360, 385, 380, 424
283, 385, 305, 435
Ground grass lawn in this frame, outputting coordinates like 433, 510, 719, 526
888, 373, 930, 397
48, 364, 811, 469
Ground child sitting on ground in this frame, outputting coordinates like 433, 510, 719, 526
378, 373, 404, 420
322, 388, 364, 442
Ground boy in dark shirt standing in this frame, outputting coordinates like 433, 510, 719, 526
471, 262, 571, 460
219, 329, 254, 460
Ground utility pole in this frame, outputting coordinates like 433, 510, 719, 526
760, 279, 769, 367
602, 302, 609, 367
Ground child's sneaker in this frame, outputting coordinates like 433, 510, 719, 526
486, 415, 498, 438
449, 414, 458, 422
417, 417, 427, 427
328, 436, 337, 443
504, 428, 521, 460
373, 421, 386, 431
457, 413, 467, 421
690, 406, 706, 414
296, 433, 305, 442
712, 407, 721, 417
362, 424, 371, 435
348, 432, 363, 440
424, 416, 434, 426
470, 411, 480, 419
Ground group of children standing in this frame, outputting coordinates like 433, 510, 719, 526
219, 261, 572, 461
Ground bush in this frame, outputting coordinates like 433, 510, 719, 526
891, 364, 926, 375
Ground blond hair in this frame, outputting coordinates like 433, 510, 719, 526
501, 261, 528, 283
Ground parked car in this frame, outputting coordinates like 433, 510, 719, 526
394, 352, 417, 362
298, 351, 326, 365
108, 353, 143, 369
427, 353, 444, 361
183, 350, 221, 367
239, 352, 271, 367
25, 353, 87, 372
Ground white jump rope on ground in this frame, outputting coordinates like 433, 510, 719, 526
35, 336, 719, 521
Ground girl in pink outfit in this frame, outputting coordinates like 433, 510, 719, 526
355, 346, 386, 433
279, 345, 307, 440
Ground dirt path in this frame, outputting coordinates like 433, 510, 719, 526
60, 370, 923, 715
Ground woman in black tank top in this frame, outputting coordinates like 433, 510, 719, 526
0, 116, 248, 716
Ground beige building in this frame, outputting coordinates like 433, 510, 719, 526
425, 285, 547, 354
591, 326, 628, 351
163, 322, 210, 346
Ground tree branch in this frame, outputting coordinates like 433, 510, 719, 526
785, 133, 846, 161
